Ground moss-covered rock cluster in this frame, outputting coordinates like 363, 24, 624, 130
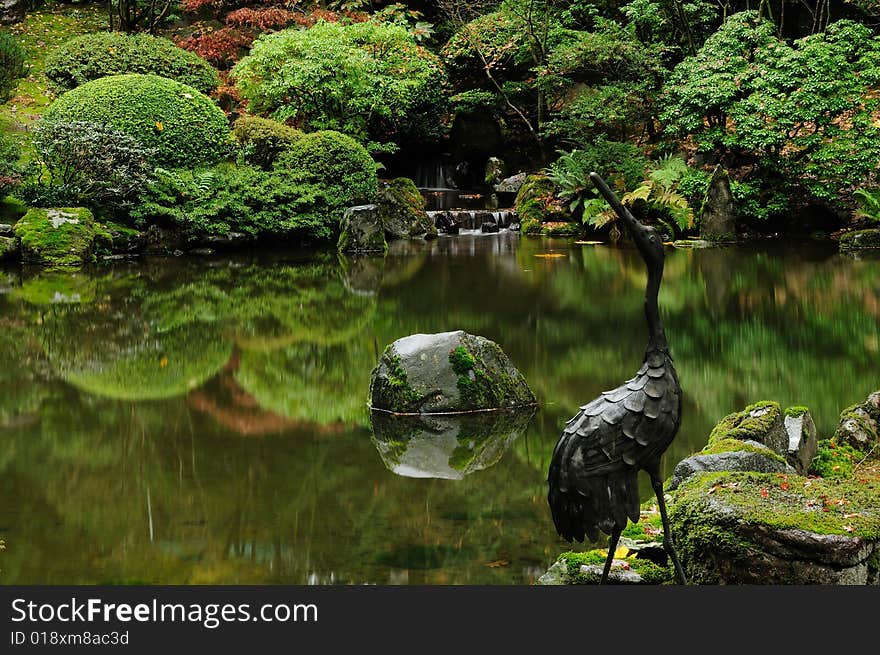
369, 330, 536, 414
839, 228, 880, 252
515, 174, 581, 237
377, 178, 437, 240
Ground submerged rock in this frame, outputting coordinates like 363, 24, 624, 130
669, 472, 880, 584
784, 407, 818, 475
337, 204, 387, 254
370, 407, 534, 479
14, 207, 104, 267
369, 330, 536, 414
839, 229, 880, 252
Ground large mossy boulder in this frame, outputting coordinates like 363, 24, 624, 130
700, 166, 736, 242
377, 177, 436, 240
514, 174, 568, 227
13, 207, 106, 267
338, 205, 387, 254
669, 472, 880, 584
839, 229, 880, 252
370, 408, 534, 479
667, 439, 791, 491
369, 330, 536, 414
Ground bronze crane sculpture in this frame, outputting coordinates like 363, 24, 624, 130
547, 172, 687, 585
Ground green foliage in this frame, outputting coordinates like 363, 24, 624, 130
0, 132, 22, 197
622, 155, 694, 234
515, 174, 568, 224
548, 140, 648, 225
0, 30, 26, 103
23, 121, 154, 211
45, 32, 220, 94
233, 115, 303, 169
854, 188, 880, 223
661, 13, 880, 213
232, 20, 448, 152
13, 207, 103, 267
134, 133, 377, 242
277, 130, 378, 209
42, 74, 231, 169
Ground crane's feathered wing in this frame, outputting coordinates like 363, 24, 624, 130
547, 350, 681, 542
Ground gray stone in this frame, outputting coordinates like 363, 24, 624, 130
494, 172, 528, 194
0, 223, 13, 236
369, 330, 536, 414
700, 166, 737, 241
377, 178, 436, 240
833, 392, 880, 451
708, 401, 790, 457
0, 235, 18, 261
203, 232, 249, 250
535, 560, 568, 585
0, 0, 26, 24
370, 407, 534, 479
481, 221, 499, 233
338, 204, 387, 254
784, 409, 818, 475
667, 441, 793, 491
485, 157, 507, 186
579, 564, 643, 584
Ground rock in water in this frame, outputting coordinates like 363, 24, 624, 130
377, 177, 437, 240
839, 229, 880, 252
700, 166, 737, 242
783, 407, 818, 474
13, 207, 103, 267
666, 440, 792, 491
369, 330, 536, 414
337, 205, 387, 254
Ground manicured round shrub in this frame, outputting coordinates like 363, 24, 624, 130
0, 30, 26, 103
45, 32, 220, 94
276, 130, 378, 208
233, 115, 302, 169
231, 21, 448, 150
42, 74, 232, 168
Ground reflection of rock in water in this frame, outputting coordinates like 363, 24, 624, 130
370, 408, 536, 479
338, 253, 386, 296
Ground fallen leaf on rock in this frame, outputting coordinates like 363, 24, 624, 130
760, 488, 769, 499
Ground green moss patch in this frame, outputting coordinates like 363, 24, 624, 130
448, 337, 534, 411
557, 550, 674, 585
14, 207, 97, 266
701, 437, 786, 463
708, 400, 781, 446
810, 438, 864, 478
839, 229, 880, 251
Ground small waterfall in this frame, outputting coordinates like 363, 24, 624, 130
414, 158, 452, 190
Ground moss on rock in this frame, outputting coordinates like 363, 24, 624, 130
14, 207, 99, 267
707, 400, 786, 455
514, 174, 568, 225
0, 235, 18, 261
378, 177, 436, 239
701, 437, 787, 463
555, 549, 674, 585
839, 228, 880, 251
669, 471, 880, 584
810, 438, 864, 478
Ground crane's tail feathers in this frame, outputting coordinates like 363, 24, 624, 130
548, 470, 641, 543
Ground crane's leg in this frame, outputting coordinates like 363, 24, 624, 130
650, 472, 687, 585
600, 527, 622, 585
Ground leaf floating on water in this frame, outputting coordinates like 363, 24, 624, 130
485, 560, 509, 568
574, 241, 603, 245
159, 356, 168, 369
533, 253, 565, 258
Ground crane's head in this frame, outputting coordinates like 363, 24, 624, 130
588, 172, 665, 270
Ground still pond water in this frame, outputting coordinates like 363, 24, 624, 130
0, 232, 877, 584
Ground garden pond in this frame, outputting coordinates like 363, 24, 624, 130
0, 232, 877, 584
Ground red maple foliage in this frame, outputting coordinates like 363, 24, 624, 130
175, 27, 254, 69
226, 7, 299, 31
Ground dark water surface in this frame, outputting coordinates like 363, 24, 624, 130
1, 233, 877, 584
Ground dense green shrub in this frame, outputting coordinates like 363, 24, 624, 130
41, 74, 232, 168
133, 132, 378, 241
0, 30, 26, 103
233, 115, 302, 169
276, 130, 378, 208
21, 121, 154, 211
0, 132, 21, 198
231, 20, 448, 151
45, 32, 220, 94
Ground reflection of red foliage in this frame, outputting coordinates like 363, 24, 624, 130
226, 7, 298, 31
175, 27, 253, 69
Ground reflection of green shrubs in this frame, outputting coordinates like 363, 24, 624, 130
45, 32, 219, 94
42, 74, 231, 168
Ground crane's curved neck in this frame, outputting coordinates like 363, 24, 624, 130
645, 259, 667, 354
